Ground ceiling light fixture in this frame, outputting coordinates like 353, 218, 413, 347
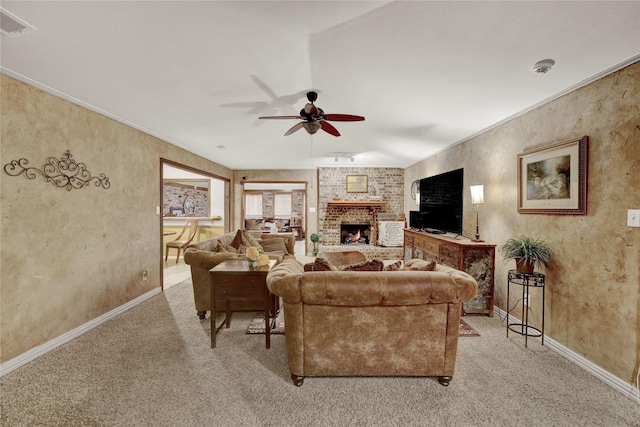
533, 59, 555, 74
332, 152, 356, 163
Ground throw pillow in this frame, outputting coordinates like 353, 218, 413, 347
383, 260, 402, 271
230, 229, 264, 251
217, 241, 237, 253
339, 258, 384, 271
211, 241, 225, 253
260, 237, 288, 254
401, 259, 436, 271
229, 229, 245, 249
242, 230, 263, 251
312, 257, 338, 271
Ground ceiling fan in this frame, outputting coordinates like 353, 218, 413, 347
258, 91, 365, 137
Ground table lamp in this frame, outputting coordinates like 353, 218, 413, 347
470, 185, 484, 242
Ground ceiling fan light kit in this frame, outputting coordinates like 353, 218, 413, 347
259, 91, 364, 137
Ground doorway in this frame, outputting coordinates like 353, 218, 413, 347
161, 159, 230, 289
242, 181, 307, 255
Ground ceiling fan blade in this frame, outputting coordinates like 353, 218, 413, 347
324, 114, 365, 122
284, 122, 305, 136
250, 75, 278, 99
258, 115, 301, 120
321, 121, 341, 137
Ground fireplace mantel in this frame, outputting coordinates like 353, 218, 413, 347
327, 201, 386, 212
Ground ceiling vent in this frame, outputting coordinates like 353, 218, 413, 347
0, 7, 36, 37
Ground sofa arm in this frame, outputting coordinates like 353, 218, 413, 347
184, 248, 242, 269
266, 259, 304, 303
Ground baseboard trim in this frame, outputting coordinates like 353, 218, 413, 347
0, 287, 162, 377
494, 306, 639, 405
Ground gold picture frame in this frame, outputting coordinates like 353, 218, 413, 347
517, 135, 588, 215
346, 175, 368, 193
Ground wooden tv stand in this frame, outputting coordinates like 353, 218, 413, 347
404, 229, 496, 316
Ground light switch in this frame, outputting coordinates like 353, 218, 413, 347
628, 209, 640, 227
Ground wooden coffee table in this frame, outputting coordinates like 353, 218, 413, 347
209, 259, 277, 349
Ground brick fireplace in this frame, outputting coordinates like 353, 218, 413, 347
317, 167, 405, 259
321, 205, 381, 245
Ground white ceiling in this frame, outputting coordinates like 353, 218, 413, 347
1, 1, 639, 170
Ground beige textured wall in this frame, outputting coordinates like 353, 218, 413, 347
0, 75, 232, 362
405, 63, 640, 385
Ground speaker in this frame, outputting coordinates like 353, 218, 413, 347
409, 211, 422, 229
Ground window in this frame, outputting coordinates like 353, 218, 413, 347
245, 194, 263, 218
274, 193, 292, 217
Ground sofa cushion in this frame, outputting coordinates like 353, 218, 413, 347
402, 259, 436, 271
259, 237, 288, 254
312, 257, 339, 271
383, 260, 402, 271
339, 258, 384, 271
316, 251, 366, 267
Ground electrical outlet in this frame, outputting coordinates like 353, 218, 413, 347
142, 270, 148, 282
628, 209, 640, 227
524, 294, 530, 307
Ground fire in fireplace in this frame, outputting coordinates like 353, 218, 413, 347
340, 223, 370, 245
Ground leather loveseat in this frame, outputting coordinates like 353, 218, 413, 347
266, 258, 478, 386
184, 230, 295, 319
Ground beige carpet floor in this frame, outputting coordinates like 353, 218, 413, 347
1, 278, 638, 426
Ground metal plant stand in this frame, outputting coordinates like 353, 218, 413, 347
507, 270, 545, 347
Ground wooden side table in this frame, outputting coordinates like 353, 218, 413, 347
209, 259, 277, 349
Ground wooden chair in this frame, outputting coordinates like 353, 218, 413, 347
165, 220, 198, 263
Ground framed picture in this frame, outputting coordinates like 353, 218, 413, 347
170, 207, 183, 216
517, 135, 588, 214
183, 195, 196, 215
346, 175, 368, 193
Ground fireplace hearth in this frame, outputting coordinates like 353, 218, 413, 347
340, 223, 370, 245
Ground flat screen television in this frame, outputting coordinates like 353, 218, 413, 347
419, 168, 463, 234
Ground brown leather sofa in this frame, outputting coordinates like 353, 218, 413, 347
266, 258, 478, 386
184, 231, 295, 319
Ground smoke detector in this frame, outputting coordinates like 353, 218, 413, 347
0, 7, 36, 37
533, 59, 555, 74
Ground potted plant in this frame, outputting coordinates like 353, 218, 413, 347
310, 233, 320, 256
499, 235, 552, 274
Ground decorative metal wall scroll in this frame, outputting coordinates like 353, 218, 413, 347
3, 150, 110, 191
